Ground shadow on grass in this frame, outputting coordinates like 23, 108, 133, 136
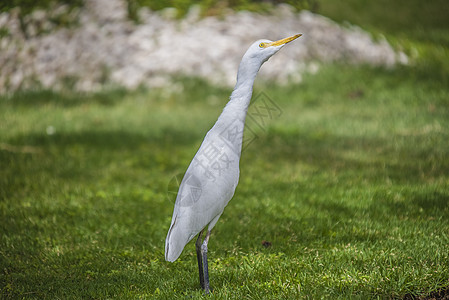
4, 126, 202, 150
2, 131, 142, 155
371, 190, 449, 220
0, 126, 204, 200
1, 88, 131, 107
256, 128, 448, 185
226, 126, 448, 248
404, 286, 449, 300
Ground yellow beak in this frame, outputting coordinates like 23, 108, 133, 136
262, 34, 302, 48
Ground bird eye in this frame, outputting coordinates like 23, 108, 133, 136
259, 42, 266, 48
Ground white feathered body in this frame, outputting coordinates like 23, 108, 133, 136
165, 92, 251, 262
165, 38, 284, 262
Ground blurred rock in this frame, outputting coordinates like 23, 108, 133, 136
0, 0, 406, 93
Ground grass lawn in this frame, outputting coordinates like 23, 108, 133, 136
1, 1, 449, 299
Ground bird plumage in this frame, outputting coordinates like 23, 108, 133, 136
164, 34, 301, 292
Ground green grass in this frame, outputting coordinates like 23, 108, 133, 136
1, 0, 449, 298
1, 65, 448, 298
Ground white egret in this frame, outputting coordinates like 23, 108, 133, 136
165, 34, 302, 294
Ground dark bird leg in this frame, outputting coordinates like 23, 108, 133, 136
195, 230, 205, 290
196, 229, 212, 294
201, 230, 211, 294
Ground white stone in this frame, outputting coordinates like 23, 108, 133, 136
0, 0, 406, 93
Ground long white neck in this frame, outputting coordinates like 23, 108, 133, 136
217, 58, 262, 126
204, 57, 263, 158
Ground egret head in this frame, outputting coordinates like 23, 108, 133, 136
236, 34, 302, 87
245, 34, 302, 65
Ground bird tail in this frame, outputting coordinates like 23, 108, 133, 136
165, 215, 188, 262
